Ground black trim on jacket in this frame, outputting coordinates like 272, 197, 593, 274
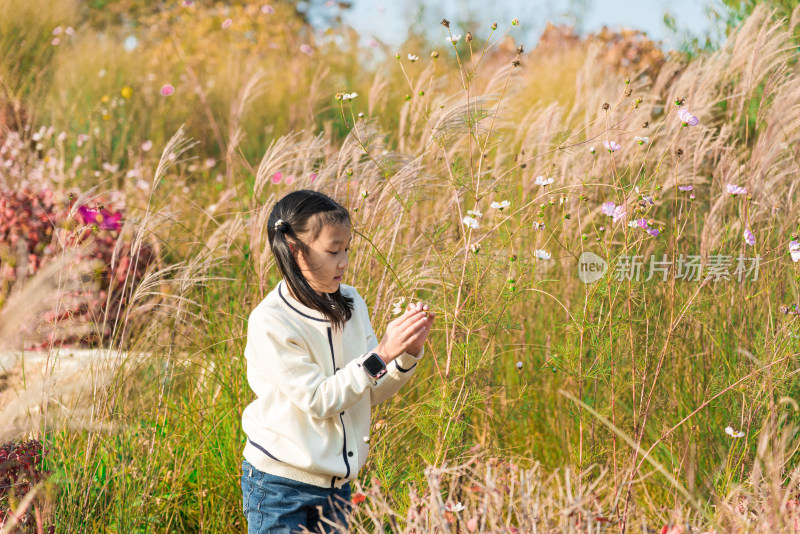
278, 282, 328, 322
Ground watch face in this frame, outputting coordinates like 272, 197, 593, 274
363, 353, 385, 376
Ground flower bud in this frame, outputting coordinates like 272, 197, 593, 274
431, 50, 439, 59
465, 32, 473, 42
441, 18, 450, 28
346, 168, 353, 176
491, 22, 497, 30
511, 18, 519, 26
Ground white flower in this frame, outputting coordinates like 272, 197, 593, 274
445, 502, 466, 513
789, 241, 800, 262
446, 34, 462, 43
535, 175, 554, 186
534, 249, 551, 260
628, 219, 639, 228
141, 140, 153, 152
725, 426, 745, 438
589, 146, 596, 154
467, 209, 482, 218
462, 216, 479, 230
391, 297, 406, 315
407, 53, 419, 62
635, 136, 649, 145
470, 243, 480, 253
363, 435, 369, 443
341, 92, 359, 101
490, 200, 510, 211
361, 190, 369, 198
515, 361, 523, 369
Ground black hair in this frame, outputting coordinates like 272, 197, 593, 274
268, 189, 354, 331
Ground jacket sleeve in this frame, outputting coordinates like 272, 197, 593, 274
245, 308, 385, 419
356, 296, 423, 407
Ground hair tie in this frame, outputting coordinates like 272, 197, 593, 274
274, 219, 287, 233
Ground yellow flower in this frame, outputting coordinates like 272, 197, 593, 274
101, 94, 110, 103
121, 86, 133, 99
103, 114, 111, 121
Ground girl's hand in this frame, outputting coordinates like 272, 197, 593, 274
403, 302, 434, 357
376, 302, 435, 363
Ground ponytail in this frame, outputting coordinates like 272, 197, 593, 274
268, 190, 354, 331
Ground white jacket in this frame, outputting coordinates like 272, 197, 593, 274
242, 279, 423, 489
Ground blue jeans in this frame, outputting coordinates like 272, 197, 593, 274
241, 459, 352, 534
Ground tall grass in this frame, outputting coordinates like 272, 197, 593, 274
3, 2, 800, 532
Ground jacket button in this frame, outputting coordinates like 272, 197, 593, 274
348, 451, 353, 457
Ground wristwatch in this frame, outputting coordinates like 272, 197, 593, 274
360, 352, 387, 380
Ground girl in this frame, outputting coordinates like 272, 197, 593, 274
241, 189, 435, 533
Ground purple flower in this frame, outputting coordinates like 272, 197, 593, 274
647, 227, 660, 237
678, 185, 693, 192
744, 228, 755, 246
678, 108, 699, 127
299, 43, 313, 55
603, 140, 621, 152
727, 184, 746, 195
636, 218, 648, 229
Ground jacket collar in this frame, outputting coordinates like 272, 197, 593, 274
277, 279, 331, 323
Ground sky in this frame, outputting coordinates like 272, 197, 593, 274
305, 0, 725, 51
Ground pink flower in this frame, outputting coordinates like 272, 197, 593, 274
299, 44, 313, 55
285, 175, 296, 184
603, 139, 621, 152
221, 18, 233, 29
77, 206, 123, 231
160, 84, 175, 96
368, 39, 379, 48
271, 172, 282, 184
467, 516, 479, 532
744, 228, 755, 246
601, 202, 626, 223
727, 184, 746, 195
261, 4, 275, 14
182, 0, 194, 6
309, 172, 318, 183
51, 38, 60, 46
678, 108, 699, 126
678, 185, 693, 191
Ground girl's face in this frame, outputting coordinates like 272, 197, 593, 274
292, 223, 351, 295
